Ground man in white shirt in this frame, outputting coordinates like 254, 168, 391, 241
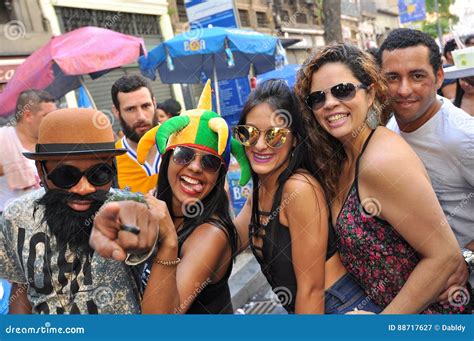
378, 29, 474, 287
0, 89, 57, 212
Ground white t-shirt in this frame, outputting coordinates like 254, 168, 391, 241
387, 98, 474, 248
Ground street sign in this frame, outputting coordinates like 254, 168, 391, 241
185, 0, 238, 28
398, 0, 426, 24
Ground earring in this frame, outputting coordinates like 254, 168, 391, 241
366, 108, 379, 130
291, 145, 298, 158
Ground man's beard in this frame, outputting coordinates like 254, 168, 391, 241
35, 189, 109, 252
119, 114, 157, 143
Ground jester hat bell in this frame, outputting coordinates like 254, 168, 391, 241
137, 80, 250, 186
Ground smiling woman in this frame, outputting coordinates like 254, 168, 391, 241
132, 80, 251, 314
294, 43, 469, 314
232, 79, 382, 314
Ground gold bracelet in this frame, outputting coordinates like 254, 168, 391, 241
154, 257, 181, 266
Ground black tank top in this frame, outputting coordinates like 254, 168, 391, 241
140, 223, 233, 314
249, 181, 337, 313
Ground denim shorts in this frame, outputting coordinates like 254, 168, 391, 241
324, 273, 382, 314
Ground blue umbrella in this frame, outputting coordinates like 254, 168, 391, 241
257, 64, 300, 88
139, 26, 284, 113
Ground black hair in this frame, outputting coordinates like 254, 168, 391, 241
239, 79, 315, 178
377, 28, 442, 76
15, 89, 55, 121
156, 151, 237, 258
443, 39, 457, 58
111, 75, 155, 111
366, 47, 379, 60
239, 79, 323, 238
465, 34, 474, 46
453, 79, 464, 108
157, 98, 182, 117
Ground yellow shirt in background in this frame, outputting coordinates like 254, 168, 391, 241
115, 137, 160, 194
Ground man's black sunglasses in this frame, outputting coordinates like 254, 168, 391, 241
41, 162, 116, 189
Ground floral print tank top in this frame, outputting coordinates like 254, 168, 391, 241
334, 130, 467, 314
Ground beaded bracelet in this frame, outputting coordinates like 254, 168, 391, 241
154, 257, 181, 266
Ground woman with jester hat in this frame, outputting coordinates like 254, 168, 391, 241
119, 80, 251, 314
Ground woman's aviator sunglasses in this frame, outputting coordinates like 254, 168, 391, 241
305, 83, 368, 111
172, 146, 223, 173
41, 162, 116, 189
233, 125, 291, 149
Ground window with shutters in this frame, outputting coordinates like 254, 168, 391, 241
239, 9, 250, 27
256, 12, 268, 28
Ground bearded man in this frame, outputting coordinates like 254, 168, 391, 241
0, 108, 147, 314
112, 75, 160, 194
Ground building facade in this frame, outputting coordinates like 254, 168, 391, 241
1, 0, 183, 120
0, 0, 52, 92
374, 0, 400, 46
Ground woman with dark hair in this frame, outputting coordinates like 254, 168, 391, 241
294, 43, 468, 313
156, 98, 182, 123
134, 81, 251, 314
233, 79, 381, 314
453, 76, 474, 116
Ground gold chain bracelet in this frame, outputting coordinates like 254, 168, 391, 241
154, 257, 181, 266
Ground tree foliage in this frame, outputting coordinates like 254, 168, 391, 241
421, 0, 459, 39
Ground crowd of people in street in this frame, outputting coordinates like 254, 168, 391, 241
0, 28, 473, 315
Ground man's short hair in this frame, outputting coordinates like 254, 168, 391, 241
377, 28, 442, 76
15, 89, 55, 121
111, 75, 155, 111
443, 39, 457, 59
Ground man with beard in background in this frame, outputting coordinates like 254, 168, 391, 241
112, 75, 161, 194
0, 108, 146, 314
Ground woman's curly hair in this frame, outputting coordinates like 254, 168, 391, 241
294, 43, 391, 201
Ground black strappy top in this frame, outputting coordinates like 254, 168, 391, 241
249, 181, 338, 313
140, 223, 233, 314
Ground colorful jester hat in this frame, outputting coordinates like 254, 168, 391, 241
137, 80, 251, 186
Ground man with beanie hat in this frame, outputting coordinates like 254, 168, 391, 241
0, 108, 149, 314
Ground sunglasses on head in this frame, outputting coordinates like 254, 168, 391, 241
41, 162, 116, 189
305, 83, 368, 111
172, 146, 223, 173
233, 125, 291, 149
